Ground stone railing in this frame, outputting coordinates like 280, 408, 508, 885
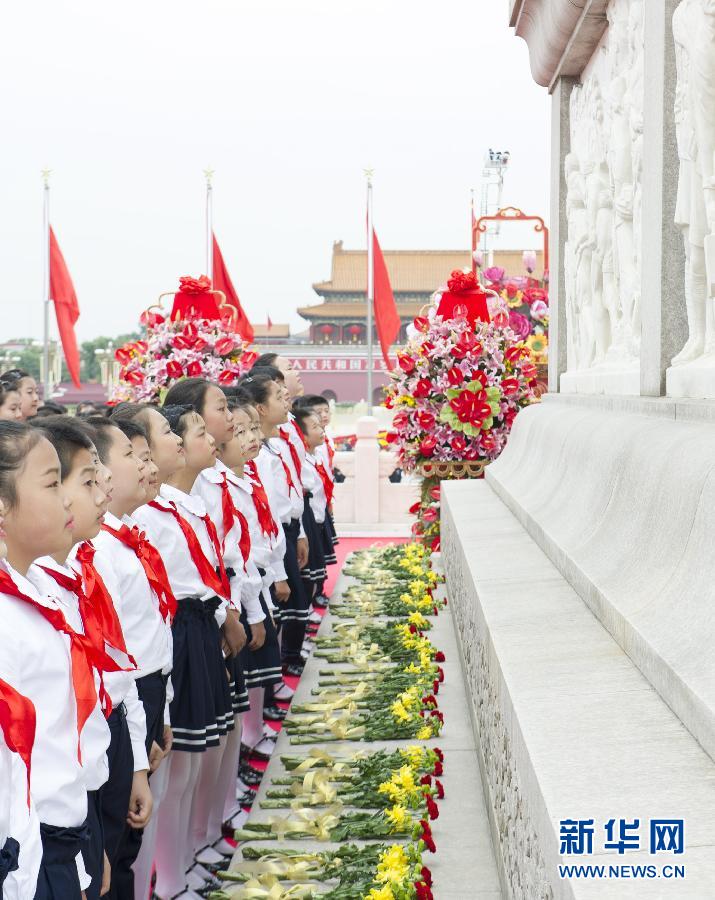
332, 416, 419, 530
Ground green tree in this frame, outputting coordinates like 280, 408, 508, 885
80, 332, 140, 381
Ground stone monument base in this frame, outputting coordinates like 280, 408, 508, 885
666, 355, 715, 399
441, 393, 715, 897
560, 363, 640, 396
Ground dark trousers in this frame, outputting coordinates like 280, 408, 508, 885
109, 671, 168, 900
281, 520, 309, 664
84, 790, 105, 899
101, 704, 133, 886
34, 822, 89, 900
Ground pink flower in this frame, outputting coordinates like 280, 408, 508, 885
530, 300, 549, 322
483, 266, 505, 284
508, 311, 531, 340
522, 250, 537, 273
422, 507, 439, 524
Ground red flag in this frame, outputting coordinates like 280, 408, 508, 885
49, 227, 81, 387
371, 229, 400, 370
212, 234, 254, 342
266, 314, 273, 331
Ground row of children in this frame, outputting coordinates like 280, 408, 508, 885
0, 353, 337, 900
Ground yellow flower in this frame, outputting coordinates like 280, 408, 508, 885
375, 845, 410, 884
391, 700, 410, 723
367, 886, 395, 900
377, 780, 403, 802
399, 745, 427, 768
385, 804, 412, 832
408, 611, 429, 630
417, 724, 433, 740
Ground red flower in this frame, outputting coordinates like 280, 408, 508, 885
471, 370, 488, 390
447, 366, 464, 386
421, 866, 433, 887
420, 774, 432, 787
524, 287, 548, 306
434, 748, 444, 762
435, 651, 445, 662
505, 345, 527, 364
218, 369, 237, 385
450, 332, 482, 360
385, 430, 398, 444
123, 369, 144, 385
413, 378, 432, 399
419, 436, 437, 458
166, 361, 184, 380
451, 434, 466, 454
422, 506, 438, 524
480, 432, 499, 453
397, 353, 416, 374
139, 309, 165, 328
114, 347, 133, 366
433, 679, 440, 694
392, 410, 409, 430
429, 484, 440, 501
415, 881, 433, 900
435, 779, 444, 799
433, 760, 444, 777
501, 377, 520, 396
426, 795, 439, 820
413, 316, 430, 332
415, 409, 436, 431
186, 361, 203, 377
384, 395, 394, 409
215, 336, 236, 356
448, 389, 491, 427
437, 666, 444, 683
419, 819, 437, 853
521, 361, 537, 381
409, 501, 421, 515
505, 281, 518, 298
242, 350, 258, 368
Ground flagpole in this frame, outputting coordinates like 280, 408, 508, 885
204, 168, 214, 282
41, 170, 51, 401
365, 169, 374, 415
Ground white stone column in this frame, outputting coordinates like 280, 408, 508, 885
353, 416, 380, 524
549, 76, 576, 392
641, 0, 688, 396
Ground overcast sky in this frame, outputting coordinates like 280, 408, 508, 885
0, 0, 549, 342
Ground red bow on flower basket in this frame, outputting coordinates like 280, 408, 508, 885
168, 275, 223, 321
436, 270, 489, 328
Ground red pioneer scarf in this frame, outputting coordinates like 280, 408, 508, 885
148, 501, 230, 599
0, 570, 125, 757
40, 554, 136, 670
314, 459, 334, 508
245, 461, 279, 539
0, 678, 36, 807
218, 473, 250, 571
325, 439, 335, 470
278, 427, 303, 481
101, 523, 177, 623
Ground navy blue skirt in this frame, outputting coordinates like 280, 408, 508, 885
226, 654, 250, 714
280, 519, 311, 625
320, 518, 337, 566
239, 592, 282, 688
301, 497, 327, 584
170, 596, 234, 752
